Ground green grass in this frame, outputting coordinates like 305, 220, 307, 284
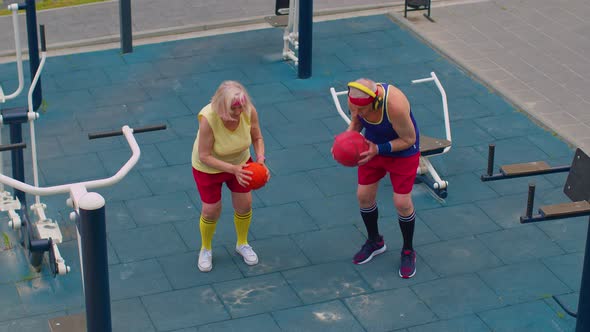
2, 232, 11, 250
0, 0, 106, 16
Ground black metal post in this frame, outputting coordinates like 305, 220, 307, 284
9, 123, 26, 205
486, 144, 495, 177
297, 0, 312, 79
23, 0, 42, 111
119, 0, 133, 54
79, 193, 112, 332
576, 216, 590, 332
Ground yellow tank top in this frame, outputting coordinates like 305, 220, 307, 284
192, 104, 252, 174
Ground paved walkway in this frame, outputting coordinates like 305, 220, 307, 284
0, 0, 587, 331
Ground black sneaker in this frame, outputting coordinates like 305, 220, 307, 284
399, 249, 416, 279
353, 236, 387, 265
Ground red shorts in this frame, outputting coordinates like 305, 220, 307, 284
358, 153, 420, 194
192, 167, 250, 204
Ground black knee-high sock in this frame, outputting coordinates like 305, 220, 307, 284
361, 204, 380, 242
398, 210, 416, 250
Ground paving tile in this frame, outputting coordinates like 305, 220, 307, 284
249, 202, 319, 239
543, 252, 584, 291
478, 300, 573, 332
474, 193, 543, 229
108, 259, 172, 301
273, 300, 364, 332
527, 133, 575, 159
124, 191, 197, 226
255, 172, 325, 206
111, 297, 156, 332
536, 217, 589, 253
39, 152, 109, 186
142, 285, 229, 331
406, 315, 491, 332
156, 137, 195, 165
376, 215, 440, 249
474, 111, 547, 140
0, 249, 34, 284
478, 261, 570, 305
96, 171, 153, 202
477, 225, 564, 264
197, 314, 280, 332
128, 96, 193, 122
418, 203, 500, 240
266, 120, 333, 148
108, 223, 187, 262
98, 144, 167, 174
439, 173, 499, 206
213, 272, 302, 318
419, 237, 502, 277
473, 136, 550, 166
0, 283, 26, 322
74, 104, 135, 132
264, 145, 333, 175
274, 97, 337, 123
344, 287, 437, 331
16, 272, 84, 316
140, 163, 196, 194
306, 166, 356, 196
483, 174, 556, 197
299, 193, 364, 229
411, 274, 503, 319
158, 247, 242, 289
282, 262, 370, 304
291, 225, 367, 264
103, 200, 137, 233
429, 146, 489, 177
0, 311, 68, 332
444, 119, 495, 149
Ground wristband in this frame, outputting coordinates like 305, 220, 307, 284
257, 155, 266, 163
377, 142, 391, 155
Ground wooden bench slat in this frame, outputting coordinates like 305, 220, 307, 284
420, 135, 451, 156
540, 200, 590, 218
500, 161, 551, 176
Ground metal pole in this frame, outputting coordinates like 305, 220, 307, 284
24, 0, 42, 111
119, 0, 133, 54
576, 216, 590, 332
297, 0, 312, 79
79, 193, 112, 332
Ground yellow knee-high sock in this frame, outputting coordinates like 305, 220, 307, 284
234, 210, 252, 246
199, 216, 217, 250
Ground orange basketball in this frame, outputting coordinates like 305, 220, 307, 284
332, 131, 369, 167
245, 162, 268, 190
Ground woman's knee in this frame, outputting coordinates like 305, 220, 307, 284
201, 201, 222, 220
394, 194, 414, 215
232, 192, 252, 214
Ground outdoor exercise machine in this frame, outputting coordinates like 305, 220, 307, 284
481, 145, 590, 331
404, 0, 433, 22
0, 124, 166, 332
330, 71, 452, 198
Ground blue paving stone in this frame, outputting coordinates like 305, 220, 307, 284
255, 172, 325, 206
128, 96, 193, 123
411, 274, 503, 319
274, 97, 336, 123
536, 217, 589, 253
95, 171, 153, 202
125, 191, 197, 226
197, 314, 280, 332
57, 130, 125, 155
156, 137, 194, 165
474, 112, 546, 140
39, 152, 109, 186
0, 311, 67, 332
142, 285, 230, 331
475, 193, 542, 229
446, 119, 495, 148
478, 300, 572, 332
377, 215, 441, 249
241, 62, 297, 85
472, 91, 515, 114
0, 283, 26, 322
168, 114, 199, 137
345, 287, 436, 331
192, 70, 251, 95
139, 76, 198, 99
477, 225, 564, 264
473, 136, 550, 166
265, 145, 333, 175
157, 247, 243, 289
478, 261, 570, 305
66, 49, 126, 70
103, 62, 163, 83
273, 300, 364, 332
266, 120, 333, 148
108, 259, 172, 301
98, 144, 167, 174
249, 203, 318, 239
439, 173, 499, 206
545, 292, 579, 320
53, 68, 111, 90
430, 146, 489, 177
246, 82, 297, 106
307, 166, 358, 197
0, 248, 32, 284
74, 104, 135, 132
103, 200, 137, 233
292, 225, 367, 264
230, 236, 310, 276
213, 272, 302, 318
483, 174, 556, 197
16, 272, 84, 315
282, 262, 370, 304
419, 237, 502, 277
153, 56, 213, 79
108, 223, 187, 262
42, 89, 96, 117
407, 315, 491, 332
140, 163, 196, 194
418, 203, 500, 240
111, 297, 156, 332
89, 82, 150, 107
299, 193, 364, 229
447, 96, 494, 121
527, 133, 575, 159
256, 104, 290, 128
543, 253, 584, 291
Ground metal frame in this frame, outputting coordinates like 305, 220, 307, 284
404, 0, 433, 21
329, 71, 452, 198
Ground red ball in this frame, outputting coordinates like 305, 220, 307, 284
245, 162, 268, 190
332, 131, 369, 167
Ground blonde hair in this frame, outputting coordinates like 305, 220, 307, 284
348, 78, 377, 98
211, 81, 253, 122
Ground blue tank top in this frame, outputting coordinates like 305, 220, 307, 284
359, 83, 420, 157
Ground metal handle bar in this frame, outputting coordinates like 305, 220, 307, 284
0, 142, 26, 152
88, 124, 166, 139
0, 125, 144, 196
411, 71, 452, 148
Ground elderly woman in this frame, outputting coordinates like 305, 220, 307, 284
191, 81, 269, 272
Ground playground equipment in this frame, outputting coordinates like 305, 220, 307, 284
404, 0, 433, 21
330, 72, 452, 198
0, 124, 166, 332
481, 145, 590, 331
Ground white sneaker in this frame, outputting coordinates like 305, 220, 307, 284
198, 249, 212, 272
235, 244, 259, 266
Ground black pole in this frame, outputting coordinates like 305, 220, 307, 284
297, 0, 312, 79
119, 0, 133, 54
24, 0, 42, 111
9, 123, 26, 205
576, 216, 590, 332
79, 193, 112, 332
